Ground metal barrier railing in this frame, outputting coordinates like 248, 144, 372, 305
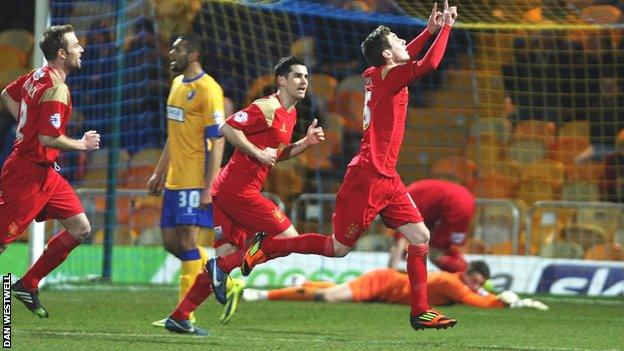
525, 200, 624, 255
474, 198, 521, 254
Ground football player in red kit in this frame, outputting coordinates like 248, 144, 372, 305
0, 25, 100, 318
243, 1, 459, 331
389, 179, 476, 273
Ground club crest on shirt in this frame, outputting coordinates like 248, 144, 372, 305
187, 90, 196, 100
49, 113, 61, 129
345, 223, 359, 240
7, 222, 19, 237
233, 111, 248, 124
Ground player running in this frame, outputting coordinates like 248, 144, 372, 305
242, 1, 460, 331
1, 25, 100, 318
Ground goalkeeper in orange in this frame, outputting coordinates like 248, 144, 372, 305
241, 261, 548, 310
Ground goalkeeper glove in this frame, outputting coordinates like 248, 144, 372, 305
510, 298, 549, 311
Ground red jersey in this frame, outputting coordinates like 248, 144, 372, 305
5, 66, 73, 165
408, 179, 475, 227
212, 94, 297, 195
349, 25, 451, 177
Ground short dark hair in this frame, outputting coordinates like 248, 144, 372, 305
178, 34, 204, 60
361, 25, 392, 67
467, 260, 490, 280
273, 55, 306, 80
39, 24, 75, 61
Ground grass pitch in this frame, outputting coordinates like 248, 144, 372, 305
8, 286, 623, 351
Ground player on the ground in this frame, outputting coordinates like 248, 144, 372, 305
389, 179, 475, 273
243, 261, 548, 310
0, 24, 100, 318
162, 55, 325, 336
147, 34, 226, 327
242, 1, 459, 331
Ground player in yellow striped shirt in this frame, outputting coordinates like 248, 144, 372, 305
147, 34, 225, 327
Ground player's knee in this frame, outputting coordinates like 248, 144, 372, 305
69, 222, 91, 242
333, 243, 351, 257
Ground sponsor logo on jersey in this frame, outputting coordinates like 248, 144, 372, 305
233, 111, 248, 123
166, 106, 185, 122
187, 90, 196, 100
273, 208, 286, 223
49, 113, 61, 129
279, 123, 287, 133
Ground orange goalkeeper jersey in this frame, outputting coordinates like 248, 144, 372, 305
349, 269, 505, 308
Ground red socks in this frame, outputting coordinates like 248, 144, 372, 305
407, 244, 429, 315
216, 250, 245, 274
262, 234, 335, 257
171, 269, 213, 320
21, 230, 80, 291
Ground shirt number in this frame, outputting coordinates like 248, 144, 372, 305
15, 100, 27, 143
362, 90, 371, 130
178, 190, 201, 208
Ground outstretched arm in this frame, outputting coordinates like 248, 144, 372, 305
406, 2, 443, 58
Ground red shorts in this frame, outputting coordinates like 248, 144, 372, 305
211, 190, 292, 250
333, 167, 423, 247
0, 154, 84, 245
428, 213, 473, 249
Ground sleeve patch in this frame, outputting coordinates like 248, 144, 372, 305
233, 111, 248, 123
49, 113, 61, 129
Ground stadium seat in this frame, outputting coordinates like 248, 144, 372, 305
0, 29, 34, 53
0, 45, 28, 69
564, 162, 605, 181
558, 223, 606, 251
539, 241, 585, 259
430, 156, 477, 189
299, 130, 340, 170
466, 134, 504, 163
460, 237, 488, 254
512, 120, 556, 147
561, 180, 601, 202
469, 118, 511, 142
506, 138, 548, 164
584, 243, 624, 261
473, 173, 517, 199
129, 202, 161, 237
520, 160, 564, 188
124, 164, 155, 189
245, 74, 274, 105
0, 67, 30, 87
128, 147, 161, 168
559, 120, 590, 139
330, 90, 363, 131
549, 136, 590, 167
335, 74, 364, 94
264, 160, 305, 204
580, 4, 622, 24
308, 73, 337, 103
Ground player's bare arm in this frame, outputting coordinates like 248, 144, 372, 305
147, 139, 169, 196
219, 122, 277, 166
277, 118, 325, 161
200, 136, 225, 207
0, 88, 19, 120
39, 130, 100, 151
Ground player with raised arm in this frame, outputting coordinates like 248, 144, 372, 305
148, 34, 226, 328
242, 261, 548, 311
388, 179, 476, 273
162, 55, 325, 335
0, 25, 100, 318
242, 2, 459, 330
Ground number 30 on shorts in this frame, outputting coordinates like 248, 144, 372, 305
178, 190, 201, 208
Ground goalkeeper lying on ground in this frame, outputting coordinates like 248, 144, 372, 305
240, 261, 548, 310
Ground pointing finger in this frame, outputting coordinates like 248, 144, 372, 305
431, 2, 437, 17
310, 118, 318, 128
444, 0, 449, 11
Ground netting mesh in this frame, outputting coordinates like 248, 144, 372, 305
2, 0, 622, 282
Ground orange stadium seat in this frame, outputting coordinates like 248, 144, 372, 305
549, 136, 590, 167
245, 74, 274, 105
565, 162, 605, 181
474, 173, 517, 199
559, 120, 590, 138
308, 73, 337, 103
0, 45, 28, 69
335, 74, 364, 94
0, 29, 34, 53
584, 243, 624, 261
469, 118, 511, 142
466, 134, 504, 163
330, 90, 363, 132
430, 156, 477, 189
506, 138, 547, 164
299, 130, 340, 171
129, 148, 161, 169
512, 120, 557, 147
